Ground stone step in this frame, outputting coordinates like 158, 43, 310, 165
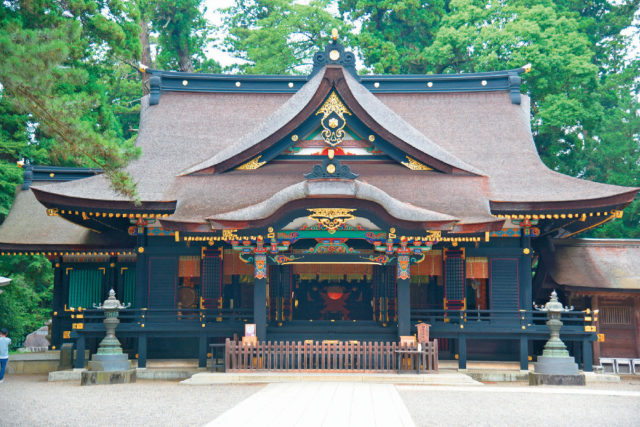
181, 371, 482, 386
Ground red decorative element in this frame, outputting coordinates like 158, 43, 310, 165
327, 290, 344, 300
313, 146, 354, 156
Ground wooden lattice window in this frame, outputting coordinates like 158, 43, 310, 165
600, 305, 632, 325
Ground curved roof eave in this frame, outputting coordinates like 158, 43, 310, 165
205, 180, 457, 224
31, 186, 177, 213
489, 189, 639, 214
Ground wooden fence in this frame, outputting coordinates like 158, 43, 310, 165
225, 339, 438, 373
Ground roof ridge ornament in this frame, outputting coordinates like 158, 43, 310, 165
304, 148, 359, 180
310, 35, 357, 79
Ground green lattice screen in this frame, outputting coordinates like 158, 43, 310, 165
68, 269, 103, 309
122, 268, 136, 306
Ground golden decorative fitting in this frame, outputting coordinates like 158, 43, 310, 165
291, 134, 298, 142
182, 80, 188, 86
523, 248, 531, 255
523, 63, 532, 73
137, 247, 144, 253
315, 91, 351, 147
401, 156, 432, 171
307, 208, 356, 234
49, 173, 55, 178
46, 208, 59, 217
327, 149, 335, 160
613, 210, 624, 218
374, 82, 380, 88
427, 82, 433, 87
329, 50, 340, 61
237, 155, 266, 170
326, 164, 336, 174
331, 28, 338, 41
368, 135, 375, 142
481, 80, 487, 86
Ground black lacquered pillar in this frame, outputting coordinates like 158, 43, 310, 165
253, 254, 267, 341
397, 254, 411, 337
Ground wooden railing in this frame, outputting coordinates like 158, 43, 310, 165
225, 338, 438, 373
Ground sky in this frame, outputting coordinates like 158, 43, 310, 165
203, 0, 237, 67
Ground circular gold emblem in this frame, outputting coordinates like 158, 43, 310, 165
329, 50, 340, 61
326, 164, 336, 174
328, 118, 339, 128
291, 134, 298, 142
368, 135, 375, 142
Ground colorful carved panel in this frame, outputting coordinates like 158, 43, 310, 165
254, 254, 267, 280
397, 255, 410, 280
304, 238, 359, 254
284, 129, 384, 156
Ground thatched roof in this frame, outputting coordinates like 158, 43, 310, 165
547, 239, 640, 291
3, 50, 636, 238
0, 187, 131, 251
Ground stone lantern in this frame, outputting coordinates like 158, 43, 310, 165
81, 289, 135, 385
529, 290, 585, 386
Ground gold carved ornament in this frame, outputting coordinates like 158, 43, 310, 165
307, 208, 356, 234
236, 155, 266, 170
315, 92, 351, 147
401, 156, 432, 171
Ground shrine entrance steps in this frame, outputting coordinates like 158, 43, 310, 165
181, 371, 481, 386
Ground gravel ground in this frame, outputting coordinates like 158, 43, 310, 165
399, 381, 640, 427
2, 376, 640, 427
0, 375, 264, 427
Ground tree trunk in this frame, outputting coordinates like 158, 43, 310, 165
178, 48, 194, 73
139, 18, 152, 96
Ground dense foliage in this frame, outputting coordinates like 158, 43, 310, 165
221, 0, 352, 74
0, 0, 218, 347
339, 0, 640, 237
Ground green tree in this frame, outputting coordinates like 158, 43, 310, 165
0, 256, 53, 350
0, 0, 145, 347
222, 0, 352, 74
0, 0, 142, 198
339, 0, 449, 74
342, 0, 640, 237
149, 0, 221, 73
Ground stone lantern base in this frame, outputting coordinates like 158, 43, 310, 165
81, 354, 136, 386
529, 356, 585, 386
81, 369, 136, 386
529, 372, 585, 386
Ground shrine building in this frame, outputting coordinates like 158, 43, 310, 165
0, 39, 637, 370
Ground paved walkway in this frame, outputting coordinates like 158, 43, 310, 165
206, 382, 416, 427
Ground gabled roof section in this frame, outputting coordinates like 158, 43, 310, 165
180, 65, 483, 176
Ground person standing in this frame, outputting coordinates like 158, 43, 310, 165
0, 328, 10, 383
